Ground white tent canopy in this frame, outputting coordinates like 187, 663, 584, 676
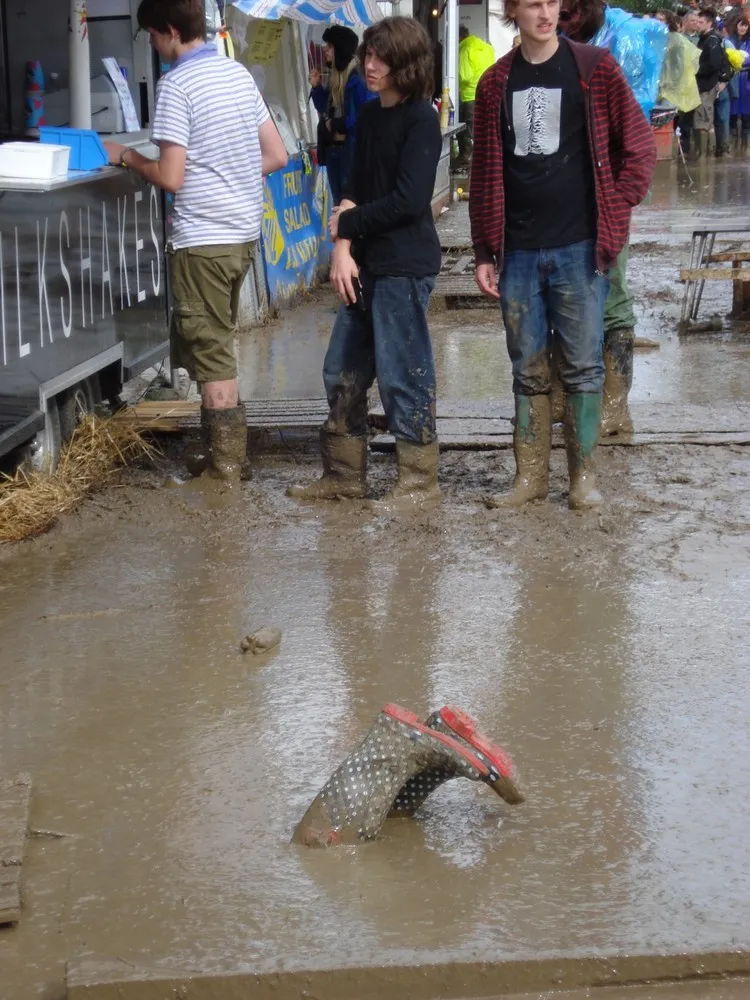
227, 0, 382, 27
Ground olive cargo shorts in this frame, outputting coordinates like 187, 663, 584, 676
168, 241, 256, 383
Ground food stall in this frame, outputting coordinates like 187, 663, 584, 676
0, 0, 168, 468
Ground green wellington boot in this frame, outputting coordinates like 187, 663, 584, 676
600, 327, 634, 436
487, 394, 551, 508
287, 428, 367, 500
564, 393, 603, 510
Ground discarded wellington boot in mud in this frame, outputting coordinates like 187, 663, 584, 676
600, 328, 634, 437
487, 395, 551, 508
240, 628, 282, 654
390, 706, 525, 817
292, 704, 490, 847
287, 429, 367, 500
368, 441, 441, 513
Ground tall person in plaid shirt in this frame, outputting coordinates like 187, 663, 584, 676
470, 0, 656, 510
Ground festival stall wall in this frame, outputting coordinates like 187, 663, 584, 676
226, 0, 381, 306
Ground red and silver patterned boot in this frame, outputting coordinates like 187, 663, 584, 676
390, 706, 525, 817
292, 704, 492, 848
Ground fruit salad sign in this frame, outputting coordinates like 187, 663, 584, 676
261, 157, 332, 303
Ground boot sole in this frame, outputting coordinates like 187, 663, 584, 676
435, 706, 525, 805
383, 704, 491, 779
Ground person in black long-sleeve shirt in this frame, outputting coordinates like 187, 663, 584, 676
693, 8, 728, 157
289, 17, 443, 510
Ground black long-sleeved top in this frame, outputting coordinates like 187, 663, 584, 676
697, 31, 725, 93
337, 98, 442, 278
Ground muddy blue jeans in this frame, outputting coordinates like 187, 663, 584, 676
322, 270, 437, 444
500, 239, 609, 395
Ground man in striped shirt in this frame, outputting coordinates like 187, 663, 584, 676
105, 0, 287, 485
470, 0, 656, 510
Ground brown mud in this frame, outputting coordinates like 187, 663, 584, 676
1, 159, 749, 999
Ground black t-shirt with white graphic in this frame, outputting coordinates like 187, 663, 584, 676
502, 41, 596, 252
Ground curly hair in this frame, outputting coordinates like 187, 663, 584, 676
358, 17, 435, 101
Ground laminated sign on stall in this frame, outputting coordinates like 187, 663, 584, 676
261, 159, 332, 302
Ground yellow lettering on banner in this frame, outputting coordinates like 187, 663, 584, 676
283, 171, 304, 198
283, 202, 312, 233
246, 19, 287, 66
262, 182, 285, 268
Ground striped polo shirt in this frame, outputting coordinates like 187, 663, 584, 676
151, 45, 270, 249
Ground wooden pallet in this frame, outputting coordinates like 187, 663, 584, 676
0, 774, 32, 925
124, 398, 330, 433
435, 245, 480, 298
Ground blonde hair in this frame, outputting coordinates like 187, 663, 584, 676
329, 59, 357, 115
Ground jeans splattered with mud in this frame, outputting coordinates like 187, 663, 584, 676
322, 269, 437, 445
499, 239, 609, 396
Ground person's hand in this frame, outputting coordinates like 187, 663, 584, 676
329, 206, 341, 239
475, 263, 500, 299
309, 68, 321, 87
330, 241, 359, 305
718, 81, 727, 93
104, 141, 128, 166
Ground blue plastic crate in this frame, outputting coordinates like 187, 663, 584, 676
39, 126, 108, 172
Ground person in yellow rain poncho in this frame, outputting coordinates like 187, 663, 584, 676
457, 25, 496, 166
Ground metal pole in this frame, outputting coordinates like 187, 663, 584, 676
69, 0, 92, 129
445, 0, 458, 121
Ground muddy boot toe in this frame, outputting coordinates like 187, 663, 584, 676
287, 429, 367, 500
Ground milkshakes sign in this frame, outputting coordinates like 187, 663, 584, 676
0, 173, 167, 388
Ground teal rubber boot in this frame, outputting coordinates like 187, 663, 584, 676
564, 393, 603, 510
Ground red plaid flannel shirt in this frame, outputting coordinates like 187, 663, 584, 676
469, 38, 657, 272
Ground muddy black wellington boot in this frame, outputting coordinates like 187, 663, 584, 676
287, 428, 367, 500
487, 394, 551, 508
564, 393, 603, 510
187, 406, 252, 481
600, 328, 634, 437
199, 406, 247, 484
185, 408, 211, 478
292, 704, 492, 847
368, 440, 440, 513
390, 706, 525, 818
691, 131, 706, 161
550, 366, 565, 424
549, 335, 565, 423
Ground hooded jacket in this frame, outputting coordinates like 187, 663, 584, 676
469, 37, 656, 274
458, 34, 497, 103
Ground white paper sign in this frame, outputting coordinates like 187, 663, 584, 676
87, 0, 131, 15
102, 56, 141, 133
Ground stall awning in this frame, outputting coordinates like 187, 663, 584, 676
227, 0, 382, 27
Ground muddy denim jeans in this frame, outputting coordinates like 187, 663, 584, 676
604, 243, 636, 333
322, 270, 437, 444
500, 239, 609, 395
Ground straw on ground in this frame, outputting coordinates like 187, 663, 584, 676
0, 415, 157, 543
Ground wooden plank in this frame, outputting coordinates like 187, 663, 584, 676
371, 431, 750, 452
672, 221, 750, 234
679, 268, 750, 282
707, 251, 750, 262
449, 253, 474, 275
0, 774, 32, 925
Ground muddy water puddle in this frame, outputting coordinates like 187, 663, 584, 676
2, 163, 750, 999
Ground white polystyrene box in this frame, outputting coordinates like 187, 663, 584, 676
0, 142, 71, 180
